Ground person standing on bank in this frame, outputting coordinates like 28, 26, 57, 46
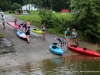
64, 28, 70, 46
41, 22, 46, 38
1, 15, 6, 29
72, 29, 78, 46
25, 26, 30, 43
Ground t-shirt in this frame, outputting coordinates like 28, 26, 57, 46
2, 16, 6, 22
72, 31, 77, 38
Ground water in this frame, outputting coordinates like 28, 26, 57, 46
0, 55, 100, 75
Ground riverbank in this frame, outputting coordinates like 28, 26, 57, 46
0, 15, 100, 74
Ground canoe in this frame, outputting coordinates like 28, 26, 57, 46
68, 44, 100, 57
49, 44, 64, 56
16, 30, 27, 39
7, 22, 19, 29
31, 28, 42, 34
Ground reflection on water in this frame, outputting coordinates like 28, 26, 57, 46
1, 55, 100, 75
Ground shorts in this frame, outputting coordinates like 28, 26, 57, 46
26, 32, 30, 35
2, 22, 5, 25
42, 30, 46, 31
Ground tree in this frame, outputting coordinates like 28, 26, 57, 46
0, 0, 11, 11
52, 0, 70, 11
11, 3, 21, 10
71, 0, 100, 43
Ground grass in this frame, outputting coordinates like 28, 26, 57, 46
0, 32, 4, 38
4, 10, 72, 37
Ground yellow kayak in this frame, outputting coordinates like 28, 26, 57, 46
31, 28, 42, 34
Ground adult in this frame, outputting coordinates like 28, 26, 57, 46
64, 28, 70, 46
72, 29, 78, 45
41, 22, 46, 38
1, 15, 6, 29
55, 37, 67, 52
25, 26, 30, 43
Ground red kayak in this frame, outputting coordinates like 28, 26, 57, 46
68, 44, 100, 57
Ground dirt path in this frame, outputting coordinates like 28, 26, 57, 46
0, 15, 99, 72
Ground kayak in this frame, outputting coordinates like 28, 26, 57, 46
49, 44, 64, 56
68, 44, 100, 57
31, 28, 42, 34
16, 30, 27, 39
7, 22, 19, 29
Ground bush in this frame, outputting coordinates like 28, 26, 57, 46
39, 9, 73, 35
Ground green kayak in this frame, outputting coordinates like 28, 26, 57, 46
31, 28, 42, 34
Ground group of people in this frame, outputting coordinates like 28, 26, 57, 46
14, 18, 46, 43
55, 28, 78, 52
1, 14, 77, 51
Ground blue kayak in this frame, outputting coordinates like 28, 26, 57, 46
16, 30, 27, 39
49, 44, 64, 56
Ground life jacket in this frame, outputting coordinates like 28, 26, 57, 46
58, 37, 65, 43
66, 31, 70, 36
42, 25, 45, 30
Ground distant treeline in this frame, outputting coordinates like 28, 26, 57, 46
0, 0, 70, 11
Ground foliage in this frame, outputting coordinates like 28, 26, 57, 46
39, 9, 73, 35
71, 0, 100, 43
11, 3, 21, 10
1, 0, 70, 11
0, 0, 11, 11
15, 11, 41, 27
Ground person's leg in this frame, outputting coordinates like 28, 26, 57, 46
27, 35, 30, 43
64, 45, 67, 52
73, 39, 76, 45
66, 38, 69, 46
44, 31, 46, 38
3, 22, 5, 29
42, 31, 45, 38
